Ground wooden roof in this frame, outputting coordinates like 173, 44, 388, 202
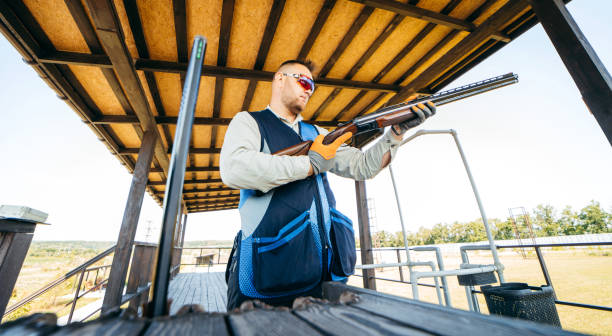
0, 0, 543, 213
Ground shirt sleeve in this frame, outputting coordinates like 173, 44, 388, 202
314, 125, 402, 181
220, 112, 311, 193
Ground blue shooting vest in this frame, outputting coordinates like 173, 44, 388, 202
233, 109, 356, 302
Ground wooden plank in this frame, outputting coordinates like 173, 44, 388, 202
228, 310, 323, 336
297, 0, 335, 61
354, 180, 375, 289
322, 282, 577, 336
387, 0, 529, 105
241, 0, 286, 111
186, 198, 240, 207
349, 0, 509, 41
144, 312, 229, 335
294, 303, 433, 335
102, 130, 157, 313
84, 0, 171, 176
530, 0, 612, 146
0, 232, 34, 317
51, 314, 146, 336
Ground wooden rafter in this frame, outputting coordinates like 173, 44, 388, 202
154, 187, 233, 195
347, 0, 463, 119
240, 0, 286, 112
118, 147, 221, 155
348, 0, 510, 42
183, 194, 238, 201
88, 115, 338, 127
37, 52, 400, 93
84, 0, 171, 179
148, 178, 223, 186
310, 6, 374, 121
122, 0, 174, 161
297, 0, 336, 61
150, 167, 220, 173
387, 0, 529, 105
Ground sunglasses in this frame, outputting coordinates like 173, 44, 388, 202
281, 73, 316, 93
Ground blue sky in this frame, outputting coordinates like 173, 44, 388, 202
1, 1, 611, 242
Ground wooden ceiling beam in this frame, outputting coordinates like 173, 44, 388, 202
148, 178, 224, 186
36, 52, 399, 92
241, 0, 286, 111
348, 0, 509, 42
153, 186, 234, 195
83, 0, 171, 177
186, 197, 240, 206
186, 200, 239, 207
122, 0, 174, 163
297, 0, 336, 61
188, 205, 237, 213
150, 166, 220, 173
348, 0, 462, 118
386, 0, 528, 106
118, 147, 221, 155
183, 193, 238, 201
90, 114, 340, 127
311, 6, 374, 121
425, 9, 540, 93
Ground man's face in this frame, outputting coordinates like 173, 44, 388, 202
279, 64, 314, 115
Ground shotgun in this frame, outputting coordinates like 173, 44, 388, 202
274, 73, 518, 156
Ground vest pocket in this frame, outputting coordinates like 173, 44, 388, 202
330, 208, 356, 278
252, 211, 321, 295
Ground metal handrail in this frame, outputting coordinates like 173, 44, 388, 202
3, 245, 116, 317
463, 241, 612, 313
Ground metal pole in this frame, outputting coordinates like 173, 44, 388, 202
388, 164, 414, 276
450, 130, 505, 283
151, 36, 206, 317
68, 269, 85, 323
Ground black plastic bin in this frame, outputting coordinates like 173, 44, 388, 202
481, 282, 561, 327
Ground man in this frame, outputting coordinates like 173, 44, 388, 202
220, 60, 435, 310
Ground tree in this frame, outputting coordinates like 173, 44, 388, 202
532, 204, 561, 237
493, 219, 515, 240
577, 201, 611, 234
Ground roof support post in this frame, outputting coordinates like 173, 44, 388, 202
530, 0, 612, 146
102, 130, 156, 313
355, 180, 376, 290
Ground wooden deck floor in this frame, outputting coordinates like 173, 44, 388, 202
168, 271, 227, 314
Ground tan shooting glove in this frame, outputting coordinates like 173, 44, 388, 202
308, 132, 353, 175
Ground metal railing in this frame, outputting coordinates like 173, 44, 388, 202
4, 242, 158, 324
463, 241, 612, 313
3, 245, 116, 320
173, 246, 232, 271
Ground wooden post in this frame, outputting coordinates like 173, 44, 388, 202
0, 219, 39, 319
125, 244, 145, 310
177, 213, 188, 269
530, 0, 612, 146
102, 130, 156, 313
355, 181, 376, 290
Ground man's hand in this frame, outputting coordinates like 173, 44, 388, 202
308, 132, 353, 175
392, 101, 436, 136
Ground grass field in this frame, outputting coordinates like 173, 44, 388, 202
348, 247, 612, 336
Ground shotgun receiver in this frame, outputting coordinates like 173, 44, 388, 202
274, 73, 518, 156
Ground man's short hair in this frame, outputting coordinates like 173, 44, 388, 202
278, 59, 316, 75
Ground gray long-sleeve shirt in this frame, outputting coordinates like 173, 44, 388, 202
220, 107, 402, 193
